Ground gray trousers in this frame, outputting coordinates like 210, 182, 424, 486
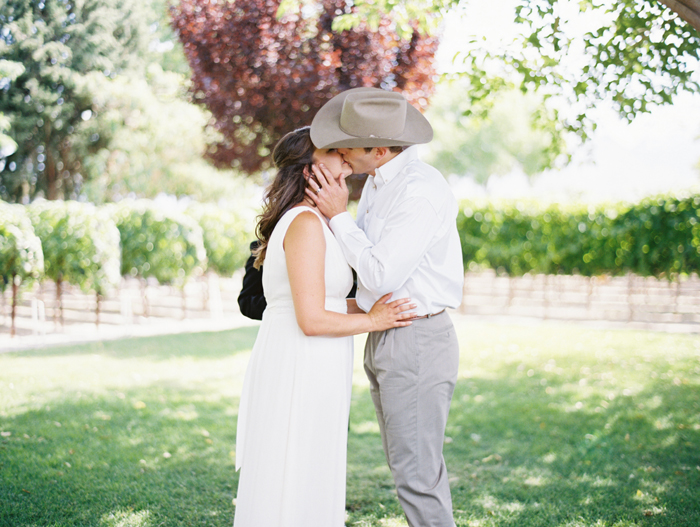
364, 311, 459, 527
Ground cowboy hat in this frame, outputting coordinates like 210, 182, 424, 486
310, 87, 433, 149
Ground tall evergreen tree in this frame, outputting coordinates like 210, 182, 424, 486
0, 59, 24, 164
0, 0, 152, 202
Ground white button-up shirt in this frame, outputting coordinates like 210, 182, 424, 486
329, 147, 464, 315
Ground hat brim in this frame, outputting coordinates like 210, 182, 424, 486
310, 88, 433, 149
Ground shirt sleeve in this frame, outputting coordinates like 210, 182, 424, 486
329, 197, 443, 295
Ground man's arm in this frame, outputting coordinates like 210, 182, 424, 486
329, 197, 443, 295
306, 161, 446, 296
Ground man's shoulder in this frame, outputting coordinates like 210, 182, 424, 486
401, 159, 453, 200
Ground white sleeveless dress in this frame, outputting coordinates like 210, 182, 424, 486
233, 206, 354, 527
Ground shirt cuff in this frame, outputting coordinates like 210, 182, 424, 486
328, 211, 356, 235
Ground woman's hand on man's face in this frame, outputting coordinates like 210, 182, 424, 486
305, 163, 349, 220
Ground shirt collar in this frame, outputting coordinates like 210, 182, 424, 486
374, 146, 419, 186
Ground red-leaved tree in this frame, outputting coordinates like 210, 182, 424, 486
170, 0, 438, 175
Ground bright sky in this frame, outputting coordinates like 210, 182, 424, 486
435, 0, 700, 203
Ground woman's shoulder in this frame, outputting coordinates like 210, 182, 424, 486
274, 205, 317, 230
284, 207, 326, 252
286, 207, 324, 233
285, 205, 325, 225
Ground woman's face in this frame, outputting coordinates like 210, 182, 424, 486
312, 149, 352, 181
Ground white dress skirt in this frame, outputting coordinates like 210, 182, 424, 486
233, 206, 354, 527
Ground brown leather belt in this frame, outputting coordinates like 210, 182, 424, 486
410, 309, 445, 320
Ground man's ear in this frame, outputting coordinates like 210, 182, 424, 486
374, 147, 388, 160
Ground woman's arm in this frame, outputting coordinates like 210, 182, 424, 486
285, 210, 414, 337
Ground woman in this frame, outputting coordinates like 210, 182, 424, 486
233, 126, 415, 527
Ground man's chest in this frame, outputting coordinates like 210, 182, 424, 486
358, 184, 405, 243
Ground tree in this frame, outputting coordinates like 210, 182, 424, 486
28, 199, 121, 326
145, 0, 193, 76
0, 60, 25, 166
656, 0, 700, 31
329, 0, 700, 34
186, 202, 254, 276
112, 199, 207, 317
312, 0, 700, 156
423, 80, 566, 182
113, 200, 207, 282
0, 201, 43, 336
79, 64, 257, 203
0, 0, 152, 202
170, 0, 439, 174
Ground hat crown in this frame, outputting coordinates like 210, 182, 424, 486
310, 87, 433, 150
339, 92, 407, 140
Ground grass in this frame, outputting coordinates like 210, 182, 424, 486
0, 318, 698, 527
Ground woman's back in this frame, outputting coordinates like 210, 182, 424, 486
262, 206, 353, 314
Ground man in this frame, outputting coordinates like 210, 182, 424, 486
307, 87, 464, 527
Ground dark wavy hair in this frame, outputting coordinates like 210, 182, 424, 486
253, 126, 315, 268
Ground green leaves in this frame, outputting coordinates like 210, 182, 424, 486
0, 0, 154, 201
185, 203, 253, 277
112, 200, 207, 286
1, 198, 254, 301
28, 199, 121, 294
309, 0, 700, 157
579, 0, 700, 122
423, 82, 567, 183
171, 0, 438, 174
458, 193, 700, 279
280, 0, 448, 40
77, 66, 251, 204
0, 201, 44, 291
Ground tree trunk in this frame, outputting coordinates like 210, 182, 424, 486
45, 125, 59, 200
543, 274, 549, 320
201, 275, 209, 312
95, 291, 102, 327
56, 275, 64, 327
659, 0, 700, 32
141, 278, 149, 317
674, 275, 682, 313
181, 285, 187, 320
11, 274, 18, 337
627, 273, 635, 322
0, 287, 4, 328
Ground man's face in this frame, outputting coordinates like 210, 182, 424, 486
337, 148, 379, 176
312, 148, 352, 182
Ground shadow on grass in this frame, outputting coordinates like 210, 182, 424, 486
2, 324, 699, 527
10, 326, 261, 361
1, 327, 261, 526
346, 369, 700, 527
0, 386, 241, 527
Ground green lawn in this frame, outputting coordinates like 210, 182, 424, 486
1, 318, 698, 527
